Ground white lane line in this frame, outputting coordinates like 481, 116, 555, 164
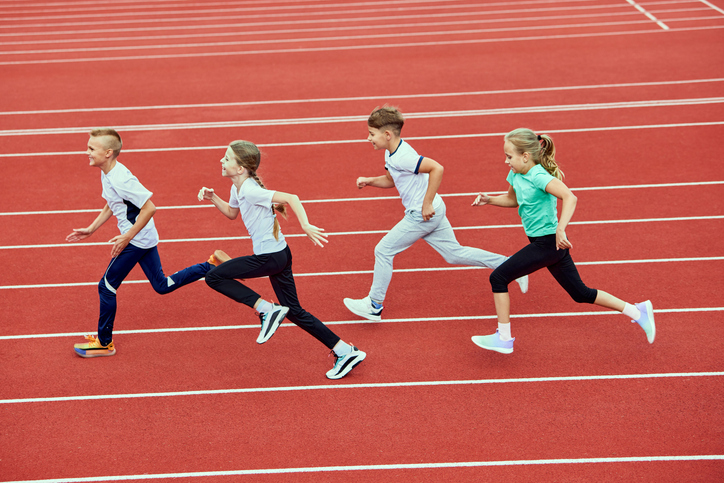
1, 216, 722, 251
3, 455, 724, 482
2, 25, 722, 66
2, 371, 723, 404
697, 0, 724, 16
2, 97, 723, 136
2, 181, 722, 217
1, 121, 724, 158
1, 307, 722, 340
2, 78, 722, 116
626, 0, 670, 29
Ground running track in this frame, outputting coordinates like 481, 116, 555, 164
0, 0, 723, 481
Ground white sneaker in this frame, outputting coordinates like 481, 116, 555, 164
343, 296, 383, 321
326, 345, 366, 379
633, 300, 655, 344
516, 275, 529, 294
256, 303, 289, 344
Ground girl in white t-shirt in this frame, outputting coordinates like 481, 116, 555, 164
198, 140, 365, 380
470, 128, 655, 354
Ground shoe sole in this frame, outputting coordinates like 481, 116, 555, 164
74, 348, 116, 358
343, 299, 382, 322
643, 300, 655, 344
257, 306, 289, 344
471, 336, 513, 354
327, 351, 366, 380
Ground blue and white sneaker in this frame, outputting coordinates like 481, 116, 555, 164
471, 329, 515, 354
256, 304, 289, 344
326, 346, 366, 380
633, 300, 655, 344
343, 296, 383, 321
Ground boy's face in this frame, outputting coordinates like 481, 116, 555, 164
367, 126, 390, 150
86, 136, 113, 169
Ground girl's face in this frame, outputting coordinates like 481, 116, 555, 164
504, 140, 530, 174
220, 146, 244, 177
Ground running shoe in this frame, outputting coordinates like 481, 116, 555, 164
343, 296, 383, 321
471, 329, 515, 354
516, 275, 529, 294
74, 335, 116, 358
257, 303, 289, 344
326, 345, 366, 379
633, 300, 656, 344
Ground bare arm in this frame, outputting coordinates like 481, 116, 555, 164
198, 187, 240, 220
356, 170, 395, 189
417, 157, 444, 221
545, 178, 577, 250
472, 185, 519, 208
66, 204, 114, 242
271, 191, 328, 247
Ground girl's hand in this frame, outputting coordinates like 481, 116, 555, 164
472, 193, 490, 206
302, 223, 328, 248
66, 227, 92, 242
198, 187, 215, 201
356, 177, 368, 189
556, 229, 573, 250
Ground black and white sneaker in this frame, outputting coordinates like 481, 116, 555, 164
326, 346, 366, 380
256, 304, 289, 344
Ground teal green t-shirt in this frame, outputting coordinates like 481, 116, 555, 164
506, 164, 558, 237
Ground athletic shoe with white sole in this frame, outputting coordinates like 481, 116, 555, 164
326, 346, 366, 379
633, 300, 655, 344
471, 329, 515, 354
516, 275, 529, 294
257, 304, 289, 344
343, 296, 383, 321
74, 334, 116, 358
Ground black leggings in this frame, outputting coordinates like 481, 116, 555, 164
489, 234, 598, 304
205, 245, 340, 349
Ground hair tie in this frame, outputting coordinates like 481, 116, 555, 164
537, 135, 542, 141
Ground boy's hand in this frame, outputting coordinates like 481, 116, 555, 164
198, 187, 215, 201
108, 233, 131, 258
356, 177, 369, 189
472, 193, 490, 206
66, 228, 93, 242
422, 202, 435, 221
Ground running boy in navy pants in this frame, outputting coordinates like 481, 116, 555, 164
66, 128, 212, 357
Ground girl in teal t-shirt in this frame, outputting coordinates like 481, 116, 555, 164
469, 128, 655, 354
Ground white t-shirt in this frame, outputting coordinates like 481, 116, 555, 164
385, 140, 443, 212
101, 161, 158, 249
229, 178, 286, 255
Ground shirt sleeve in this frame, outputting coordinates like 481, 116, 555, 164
241, 181, 275, 207
229, 185, 240, 209
112, 171, 152, 208
531, 168, 556, 191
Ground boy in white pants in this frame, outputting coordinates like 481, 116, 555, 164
344, 107, 528, 321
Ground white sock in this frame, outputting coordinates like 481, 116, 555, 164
333, 341, 352, 356
622, 303, 641, 321
257, 300, 273, 314
498, 323, 512, 341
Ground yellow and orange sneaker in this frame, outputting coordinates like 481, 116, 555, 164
74, 335, 116, 358
208, 249, 231, 266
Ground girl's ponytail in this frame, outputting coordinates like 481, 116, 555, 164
505, 129, 564, 180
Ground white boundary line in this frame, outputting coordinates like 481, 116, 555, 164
626, 0, 670, 29
2, 371, 723, 405
698, 0, 724, 16
3, 455, 724, 482
2, 181, 722, 217
2, 306, 722, 340
2, 25, 723, 66
2, 256, 722, 291
1, 77, 722, 116
2, 216, 723, 251
2, 121, 724, 158
2, 97, 723, 136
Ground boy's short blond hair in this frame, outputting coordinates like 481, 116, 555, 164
90, 128, 123, 158
368, 106, 404, 136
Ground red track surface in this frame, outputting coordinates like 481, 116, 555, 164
1, 1, 723, 481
